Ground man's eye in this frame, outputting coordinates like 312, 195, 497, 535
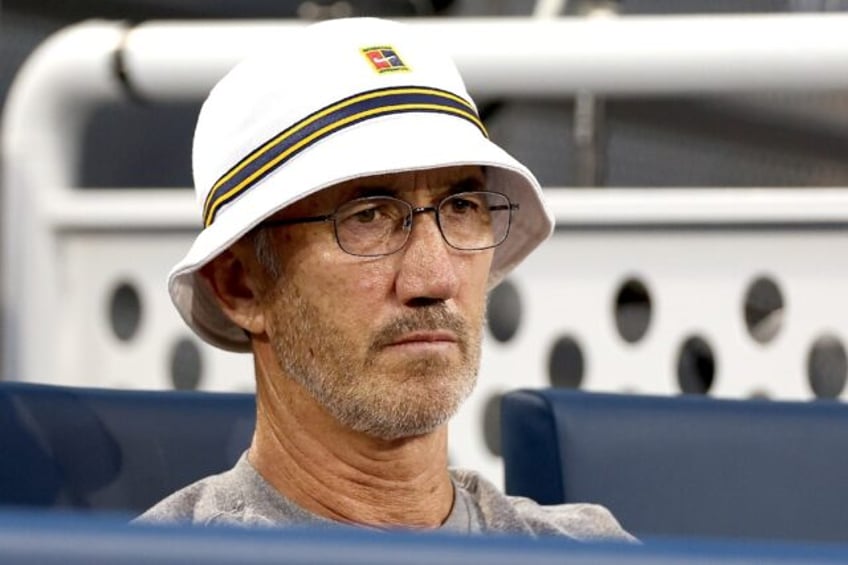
352, 207, 378, 223
342, 202, 399, 224
449, 198, 480, 213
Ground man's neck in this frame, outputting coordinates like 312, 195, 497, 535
248, 373, 454, 530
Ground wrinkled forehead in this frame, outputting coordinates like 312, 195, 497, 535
273, 165, 487, 219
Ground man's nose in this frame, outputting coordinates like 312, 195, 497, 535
394, 211, 460, 305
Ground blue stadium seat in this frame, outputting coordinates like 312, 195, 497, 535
501, 389, 848, 543
0, 382, 255, 515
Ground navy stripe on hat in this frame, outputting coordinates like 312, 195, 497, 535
202, 85, 487, 227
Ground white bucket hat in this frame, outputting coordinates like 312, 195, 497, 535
170, 17, 554, 352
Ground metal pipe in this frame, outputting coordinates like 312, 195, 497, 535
2, 22, 128, 380
120, 14, 848, 101
545, 188, 848, 225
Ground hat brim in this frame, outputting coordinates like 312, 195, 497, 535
169, 112, 553, 352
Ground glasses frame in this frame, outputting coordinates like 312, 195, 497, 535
257, 190, 519, 258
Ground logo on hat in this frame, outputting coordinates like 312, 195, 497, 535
361, 46, 409, 73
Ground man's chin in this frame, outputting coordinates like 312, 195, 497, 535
374, 349, 466, 380
357, 409, 455, 442
329, 374, 474, 441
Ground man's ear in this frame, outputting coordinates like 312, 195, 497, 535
199, 245, 269, 336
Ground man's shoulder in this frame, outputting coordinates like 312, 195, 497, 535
507, 496, 638, 542
449, 468, 637, 542
133, 466, 246, 526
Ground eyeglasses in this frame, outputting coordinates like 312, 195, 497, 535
259, 191, 519, 257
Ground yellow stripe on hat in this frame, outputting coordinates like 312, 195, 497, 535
202, 86, 487, 227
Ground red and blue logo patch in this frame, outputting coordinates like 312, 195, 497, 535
361, 46, 409, 74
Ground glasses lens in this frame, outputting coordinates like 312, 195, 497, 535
438, 191, 511, 251
334, 197, 410, 256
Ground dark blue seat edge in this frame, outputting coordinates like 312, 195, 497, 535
501, 389, 564, 504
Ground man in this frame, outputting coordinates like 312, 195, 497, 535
138, 17, 633, 540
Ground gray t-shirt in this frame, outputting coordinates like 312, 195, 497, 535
135, 453, 635, 542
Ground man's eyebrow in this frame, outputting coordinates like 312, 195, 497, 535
448, 175, 486, 193
344, 175, 485, 201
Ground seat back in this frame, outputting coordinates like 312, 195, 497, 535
6, 510, 848, 565
502, 389, 848, 542
0, 382, 254, 514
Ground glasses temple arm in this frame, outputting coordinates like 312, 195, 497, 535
258, 214, 334, 228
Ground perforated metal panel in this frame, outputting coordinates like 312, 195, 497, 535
59, 231, 254, 392
460, 216, 848, 481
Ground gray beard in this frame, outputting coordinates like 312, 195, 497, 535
268, 284, 482, 440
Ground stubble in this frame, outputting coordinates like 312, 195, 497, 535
266, 282, 483, 440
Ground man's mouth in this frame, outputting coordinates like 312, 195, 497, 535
370, 307, 469, 354
386, 330, 459, 348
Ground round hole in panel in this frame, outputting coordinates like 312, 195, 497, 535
677, 335, 715, 394
548, 335, 585, 389
482, 392, 502, 457
170, 337, 204, 391
487, 279, 522, 343
807, 334, 847, 399
614, 277, 652, 344
743, 276, 784, 344
109, 281, 142, 342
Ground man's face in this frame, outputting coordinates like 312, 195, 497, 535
257, 165, 493, 440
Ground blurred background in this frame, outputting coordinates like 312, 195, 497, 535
4, 0, 848, 191
4, 0, 848, 484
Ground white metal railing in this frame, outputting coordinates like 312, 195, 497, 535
122, 15, 848, 100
